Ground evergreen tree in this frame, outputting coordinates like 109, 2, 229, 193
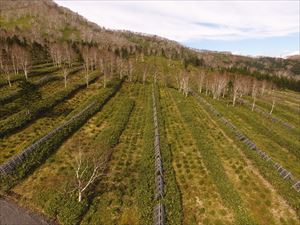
18, 80, 41, 115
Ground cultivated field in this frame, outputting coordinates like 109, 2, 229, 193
0, 61, 299, 225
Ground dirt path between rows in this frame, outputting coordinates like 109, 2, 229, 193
0, 198, 51, 225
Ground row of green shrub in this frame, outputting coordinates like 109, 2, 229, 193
170, 89, 256, 225
155, 86, 183, 225
198, 95, 300, 219
0, 79, 123, 191
136, 85, 156, 225
221, 122, 300, 219
40, 94, 134, 225
0, 65, 60, 87
0, 66, 83, 105
0, 71, 99, 137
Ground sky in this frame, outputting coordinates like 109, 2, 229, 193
54, 0, 300, 57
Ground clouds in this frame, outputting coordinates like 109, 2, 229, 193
54, 0, 299, 56
55, 0, 299, 42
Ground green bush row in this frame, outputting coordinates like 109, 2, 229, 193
0, 79, 122, 191
171, 89, 256, 225
93, 98, 135, 149
198, 98, 300, 219
0, 71, 99, 137
0, 65, 60, 87
155, 86, 183, 225
41, 94, 134, 225
136, 85, 155, 225
0, 66, 83, 105
221, 122, 300, 219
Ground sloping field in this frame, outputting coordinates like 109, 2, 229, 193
1, 82, 299, 225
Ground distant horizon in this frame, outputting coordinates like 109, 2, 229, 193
54, 0, 299, 58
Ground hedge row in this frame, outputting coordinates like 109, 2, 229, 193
155, 86, 183, 225
193, 92, 300, 219
0, 79, 123, 191
171, 89, 256, 225
0, 71, 99, 137
43, 96, 134, 225
0, 65, 60, 87
136, 85, 156, 225
0, 66, 83, 105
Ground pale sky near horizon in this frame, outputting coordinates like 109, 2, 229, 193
54, 0, 299, 57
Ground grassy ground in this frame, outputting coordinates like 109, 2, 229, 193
160, 88, 234, 225
0, 64, 60, 87
12, 83, 131, 225
2, 76, 299, 225
202, 94, 300, 179
182, 90, 299, 225
0, 67, 83, 120
243, 94, 300, 130
0, 76, 102, 164
81, 83, 151, 225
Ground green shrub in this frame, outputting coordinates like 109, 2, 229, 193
0, 79, 122, 190
170, 89, 256, 225
0, 71, 100, 137
155, 85, 183, 225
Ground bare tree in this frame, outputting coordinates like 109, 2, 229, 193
80, 45, 91, 87
197, 71, 206, 93
63, 42, 75, 68
117, 58, 123, 79
1, 63, 12, 87
10, 43, 20, 76
102, 59, 109, 88
232, 75, 243, 106
260, 80, 267, 95
128, 59, 133, 82
73, 148, 106, 202
251, 79, 259, 111
204, 74, 211, 96
142, 66, 148, 85
0, 45, 12, 87
49, 43, 63, 67
180, 70, 189, 97
19, 46, 31, 80
269, 85, 277, 115
61, 64, 69, 88
210, 73, 227, 100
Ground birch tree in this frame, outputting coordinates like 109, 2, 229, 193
128, 59, 133, 82
142, 66, 148, 85
80, 45, 91, 87
251, 79, 259, 111
269, 85, 277, 115
49, 43, 63, 67
197, 71, 205, 93
0, 47, 12, 87
10, 43, 20, 76
232, 75, 243, 106
74, 149, 106, 202
19, 47, 31, 80
63, 42, 75, 68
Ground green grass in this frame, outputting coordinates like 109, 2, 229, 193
81, 83, 151, 225
0, 70, 100, 137
176, 92, 257, 224
155, 85, 183, 225
12, 84, 133, 225
188, 91, 299, 224
0, 79, 101, 164
160, 88, 235, 225
0, 67, 83, 119
202, 94, 300, 178
193, 91, 300, 221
